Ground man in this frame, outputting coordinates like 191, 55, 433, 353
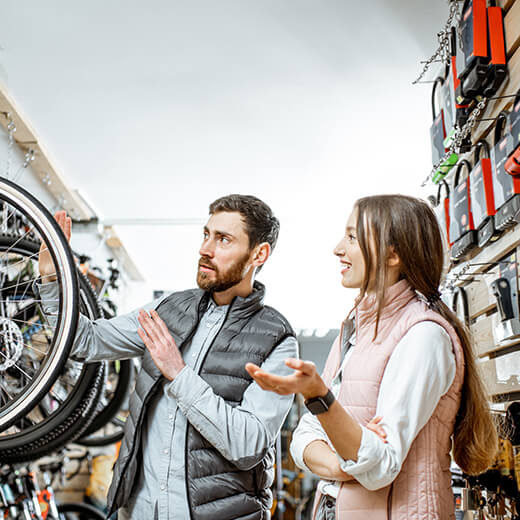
38, 194, 298, 519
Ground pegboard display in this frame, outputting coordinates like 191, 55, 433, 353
425, 0, 520, 409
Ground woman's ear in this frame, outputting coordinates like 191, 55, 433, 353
386, 247, 400, 269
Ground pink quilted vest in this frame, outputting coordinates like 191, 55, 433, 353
313, 279, 464, 520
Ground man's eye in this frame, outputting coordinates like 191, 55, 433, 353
220, 237, 229, 244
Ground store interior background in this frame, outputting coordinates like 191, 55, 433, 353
0, 1, 447, 337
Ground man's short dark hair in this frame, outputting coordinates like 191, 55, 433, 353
209, 194, 280, 252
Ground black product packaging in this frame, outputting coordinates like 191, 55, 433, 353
456, 0, 489, 103
510, 91, 520, 148
450, 160, 477, 259
432, 182, 451, 248
430, 78, 447, 165
490, 112, 520, 230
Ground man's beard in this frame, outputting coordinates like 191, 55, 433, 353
197, 252, 250, 293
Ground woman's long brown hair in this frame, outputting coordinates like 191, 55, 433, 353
355, 194, 497, 475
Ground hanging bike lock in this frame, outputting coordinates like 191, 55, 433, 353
430, 180, 451, 247
455, 0, 490, 105
450, 159, 477, 260
431, 76, 459, 184
492, 112, 520, 230
482, 0, 507, 98
470, 139, 498, 247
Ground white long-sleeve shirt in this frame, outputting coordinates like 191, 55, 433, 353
290, 321, 456, 494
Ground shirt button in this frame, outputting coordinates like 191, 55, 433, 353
160, 485, 165, 491
163, 449, 169, 455
169, 413, 173, 420
206, 322, 211, 328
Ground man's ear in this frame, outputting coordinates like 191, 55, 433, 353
387, 246, 400, 268
252, 242, 271, 268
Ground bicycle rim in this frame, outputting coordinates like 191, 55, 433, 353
0, 177, 78, 430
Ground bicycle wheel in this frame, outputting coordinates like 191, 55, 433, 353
0, 262, 105, 462
77, 355, 132, 446
58, 502, 106, 519
0, 177, 78, 431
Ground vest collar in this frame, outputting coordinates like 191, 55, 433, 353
356, 278, 416, 331
204, 280, 265, 318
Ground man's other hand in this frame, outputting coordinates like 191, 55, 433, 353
138, 309, 186, 381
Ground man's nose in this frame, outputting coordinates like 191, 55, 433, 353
199, 240, 215, 258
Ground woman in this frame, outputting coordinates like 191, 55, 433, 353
246, 194, 497, 520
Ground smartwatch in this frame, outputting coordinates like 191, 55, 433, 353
304, 389, 335, 415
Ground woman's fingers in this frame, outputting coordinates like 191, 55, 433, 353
285, 358, 316, 376
366, 416, 388, 443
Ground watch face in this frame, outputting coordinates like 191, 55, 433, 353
306, 397, 328, 415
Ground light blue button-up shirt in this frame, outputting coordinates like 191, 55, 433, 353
38, 283, 298, 519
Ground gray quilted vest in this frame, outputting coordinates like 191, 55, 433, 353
107, 281, 295, 519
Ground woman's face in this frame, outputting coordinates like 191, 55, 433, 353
334, 208, 366, 289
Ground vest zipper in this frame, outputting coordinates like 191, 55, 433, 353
108, 376, 164, 517
184, 301, 234, 520
109, 303, 204, 518
387, 483, 394, 520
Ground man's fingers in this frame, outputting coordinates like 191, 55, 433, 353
65, 216, 72, 241
150, 310, 172, 339
138, 310, 162, 343
137, 327, 153, 350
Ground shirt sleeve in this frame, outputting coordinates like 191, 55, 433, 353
289, 411, 329, 471
339, 321, 456, 491
36, 280, 167, 362
167, 335, 298, 471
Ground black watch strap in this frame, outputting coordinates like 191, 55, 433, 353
304, 389, 335, 415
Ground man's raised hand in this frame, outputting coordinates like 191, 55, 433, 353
38, 211, 71, 282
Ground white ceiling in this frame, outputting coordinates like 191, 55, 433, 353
0, 1, 448, 329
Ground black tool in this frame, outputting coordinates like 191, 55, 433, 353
491, 277, 515, 321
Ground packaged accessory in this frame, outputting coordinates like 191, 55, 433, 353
450, 159, 477, 259
430, 181, 451, 247
431, 76, 459, 184
469, 139, 498, 246
456, 0, 489, 104
491, 112, 520, 230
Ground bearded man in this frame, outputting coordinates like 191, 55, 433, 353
37, 194, 298, 520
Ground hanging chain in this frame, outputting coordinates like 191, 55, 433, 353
412, 0, 461, 85
5, 114, 16, 180
421, 97, 488, 187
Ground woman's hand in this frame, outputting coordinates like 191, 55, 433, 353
245, 358, 328, 400
366, 416, 387, 443
303, 416, 387, 481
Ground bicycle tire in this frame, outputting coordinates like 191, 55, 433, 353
57, 501, 106, 519
77, 356, 131, 446
0, 178, 78, 430
0, 247, 105, 462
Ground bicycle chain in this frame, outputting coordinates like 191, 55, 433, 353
421, 97, 488, 187
413, 0, 461, 85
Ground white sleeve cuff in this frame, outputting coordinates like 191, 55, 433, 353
339, 427, 399, 490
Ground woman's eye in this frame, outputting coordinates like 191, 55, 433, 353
347, 234, 356, 242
